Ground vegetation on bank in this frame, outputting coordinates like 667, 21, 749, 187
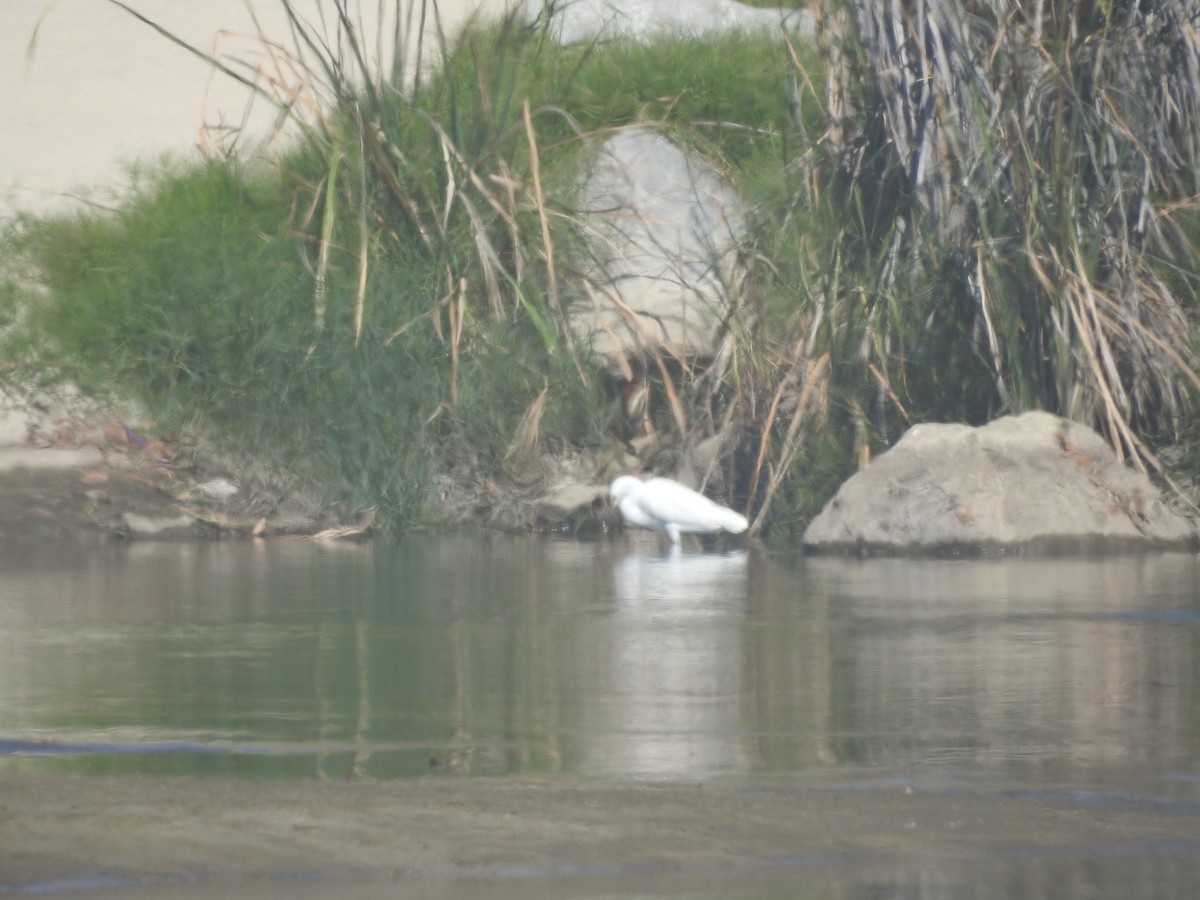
3, 0, 1199, 537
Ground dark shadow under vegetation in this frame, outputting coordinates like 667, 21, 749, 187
3, 0, 1199, 538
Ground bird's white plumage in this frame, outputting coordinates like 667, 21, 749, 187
610, 475, 748, 544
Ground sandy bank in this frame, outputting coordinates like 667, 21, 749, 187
1, 771, 1195, 896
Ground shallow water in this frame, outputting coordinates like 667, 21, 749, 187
2, 535, 1199, 897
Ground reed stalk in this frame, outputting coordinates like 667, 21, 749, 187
803, 0, 1200, 470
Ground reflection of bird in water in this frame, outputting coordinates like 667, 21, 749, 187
613, 549, 748, 607
610, 475, 748, 545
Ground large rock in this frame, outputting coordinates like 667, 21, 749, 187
520, 0, 813, 44
514, 2, 813, 374
567, 126, 746, 372
803, 411, 1197, 554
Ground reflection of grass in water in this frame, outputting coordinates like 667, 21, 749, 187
0, 559, 573, 780
0, 741, 561, 780
0, 749, 412, 780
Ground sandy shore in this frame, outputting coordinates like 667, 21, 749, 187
1, 771, 1196, 896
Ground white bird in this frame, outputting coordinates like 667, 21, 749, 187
610, 475, 749, 545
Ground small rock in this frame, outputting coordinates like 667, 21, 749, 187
121, 511, 199, 539
195, 478, 239, 500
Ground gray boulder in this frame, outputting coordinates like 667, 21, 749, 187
520, 0, 813, 44
803, 411, 1197, 554
568, 126, 746, 372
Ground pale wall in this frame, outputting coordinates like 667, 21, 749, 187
0, 0, 514, 215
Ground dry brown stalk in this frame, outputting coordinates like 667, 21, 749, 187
506, 378, 549, 461
749, 352, 831, 537
523, 101, 563, 325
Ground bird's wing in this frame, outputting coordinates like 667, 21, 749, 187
638, 478, 727, 530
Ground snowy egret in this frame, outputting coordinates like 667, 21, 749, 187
610, 475, 748, 544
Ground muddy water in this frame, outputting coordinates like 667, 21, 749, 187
1, 536, 1198, 897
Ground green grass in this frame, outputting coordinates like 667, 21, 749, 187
1, 10, 821, 534
6, 0, 1198, 537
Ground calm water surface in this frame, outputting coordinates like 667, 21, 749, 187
1, 535, 1198, 896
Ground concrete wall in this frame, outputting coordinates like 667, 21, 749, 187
0, 1, 513, 215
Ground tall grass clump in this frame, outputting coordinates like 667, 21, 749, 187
4, 0, 821, 532
5, 2, 598, 528
798, 0, 1200, 474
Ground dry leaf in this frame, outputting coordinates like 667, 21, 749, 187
102, 423, 130, 448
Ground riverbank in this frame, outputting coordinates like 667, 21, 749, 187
0, 383, 342, 543
0, 378, 618, 542
3, 770, 1195, 896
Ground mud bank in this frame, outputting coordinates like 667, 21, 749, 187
1, 772, 1195, 896
0, 394, 338, 543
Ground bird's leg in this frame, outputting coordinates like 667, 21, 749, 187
666, 523, 682, 545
